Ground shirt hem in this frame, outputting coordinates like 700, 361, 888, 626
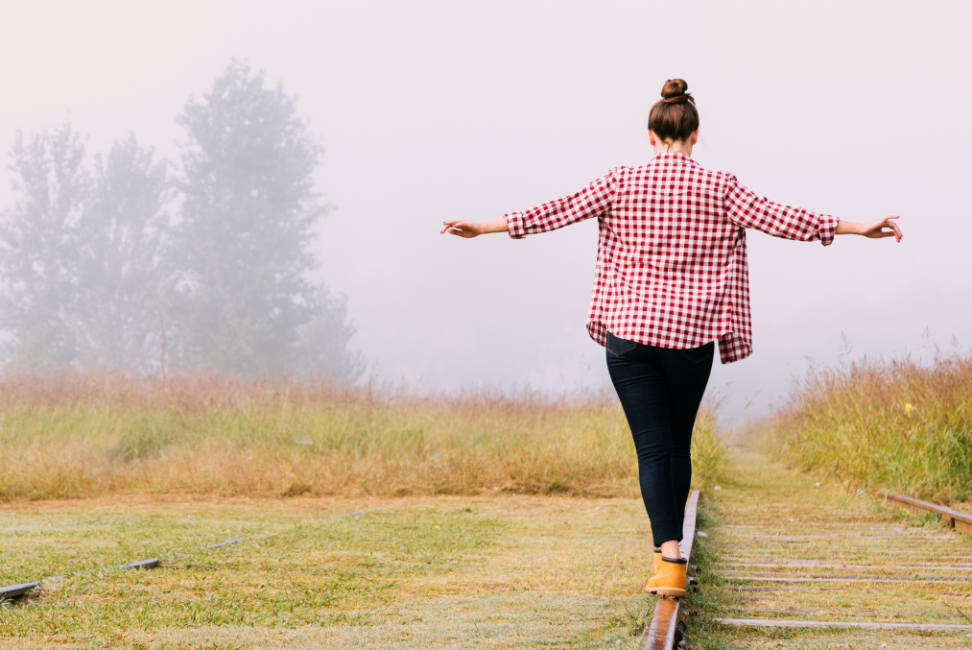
588, 320, 750, 363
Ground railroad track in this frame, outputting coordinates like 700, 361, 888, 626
0, 509, 369, 604
706, 454, 972, 648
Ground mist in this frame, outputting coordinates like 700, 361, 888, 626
0, 62, 361, 380
1, 1, 969, 419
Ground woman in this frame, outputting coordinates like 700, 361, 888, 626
440, 79, 902, 598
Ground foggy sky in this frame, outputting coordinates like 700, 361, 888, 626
2, 0, 970, 420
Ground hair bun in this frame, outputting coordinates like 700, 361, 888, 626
661, 79, 692, 104
648, 78, 699, 140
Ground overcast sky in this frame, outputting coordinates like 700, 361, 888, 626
2, 0, 970, 419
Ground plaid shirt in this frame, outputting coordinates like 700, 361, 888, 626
505, 153, 838, 364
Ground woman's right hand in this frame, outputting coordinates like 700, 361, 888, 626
859, 216, 903, 241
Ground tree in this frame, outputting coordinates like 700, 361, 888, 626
75, 134, 171, 371
171, 60, 357, 377
171, 60, 323, 375
0, 124, 88, 368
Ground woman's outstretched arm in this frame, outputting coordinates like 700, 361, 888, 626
726, 178, 903, 245
442, 170, 617, 240
440, 217, 508, 238
836, 216, 902, 241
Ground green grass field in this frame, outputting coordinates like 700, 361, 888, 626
1, 494, 675, 649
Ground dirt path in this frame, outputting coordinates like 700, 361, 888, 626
693, 451, 972, 649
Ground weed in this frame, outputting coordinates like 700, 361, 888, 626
770, 352, 972, 504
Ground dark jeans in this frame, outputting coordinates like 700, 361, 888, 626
606, 331, 714, 547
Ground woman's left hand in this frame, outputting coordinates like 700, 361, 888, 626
440, 220, 485, 238
440, 218, 508, 238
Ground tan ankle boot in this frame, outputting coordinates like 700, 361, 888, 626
653, 548, 662, 574
645, 556, 687, 597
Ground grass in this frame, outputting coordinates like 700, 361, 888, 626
769, 352, 972, 504
0, 370, 728, 502
1, 495, 661, 649
0, 370, 731, 648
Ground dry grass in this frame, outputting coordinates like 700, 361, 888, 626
0, 370, 727, 502
770, 352, 972, 504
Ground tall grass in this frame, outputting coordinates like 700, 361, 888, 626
688, 400, 729, 486
0, 371, 727, 501
773, 353, 972, 504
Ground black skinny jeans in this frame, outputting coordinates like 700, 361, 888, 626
606, 331, 714, 547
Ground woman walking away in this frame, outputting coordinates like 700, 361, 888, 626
441, 79, 902, 598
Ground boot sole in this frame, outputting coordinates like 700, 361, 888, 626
644, 586, 686, 598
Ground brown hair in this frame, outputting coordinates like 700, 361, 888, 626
647, 79, 699, 143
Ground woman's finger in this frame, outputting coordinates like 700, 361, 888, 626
889, 224, 902, 242
441, 220, 482, 238
885, 217, 902, 242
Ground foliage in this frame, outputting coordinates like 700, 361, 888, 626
772, 352, 972, 503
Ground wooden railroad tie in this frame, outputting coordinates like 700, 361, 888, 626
717, 618, 972, 631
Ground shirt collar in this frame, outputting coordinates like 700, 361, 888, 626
651, 152, 699, 166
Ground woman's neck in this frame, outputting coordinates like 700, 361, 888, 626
648, 130, 697, 158
653, 141, 693, 157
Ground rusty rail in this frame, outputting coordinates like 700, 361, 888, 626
0, 581, 40, 600
0, 557, 162, 602
117, 558, 160, 570
885, 493, 972, 536
644, 489, 700, 650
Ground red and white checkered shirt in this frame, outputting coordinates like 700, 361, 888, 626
505, 153, 838, 364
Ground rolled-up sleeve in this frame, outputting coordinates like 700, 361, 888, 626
505, 170, 617, 240
725, 177, 838, 246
